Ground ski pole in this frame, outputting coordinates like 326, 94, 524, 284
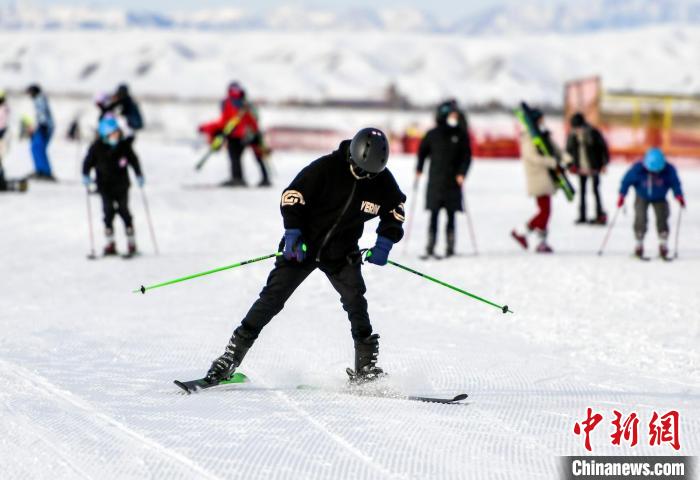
462, 188, 478, 255
376, 255, 512, 314
134, 252, 283, 294
402, 177, 420, 254
597, 206, 621, 256
85, 186, 97, 260
674, 207, 683, 259
139, 186, 160, 255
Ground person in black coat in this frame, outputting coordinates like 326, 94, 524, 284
565, 112, 609, 224
203, 128, 406, 385
82, 117, 144, 256
416, 100, 472, 257
105, 84, 144, 143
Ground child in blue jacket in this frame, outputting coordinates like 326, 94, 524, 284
618, 148, 685, 259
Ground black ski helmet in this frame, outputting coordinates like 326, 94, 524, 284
349, 128, 389, 174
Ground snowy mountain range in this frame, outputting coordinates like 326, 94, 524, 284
2, 0, 700, 34
2, 25, 699, 108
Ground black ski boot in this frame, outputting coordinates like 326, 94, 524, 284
421, 233, 439, 259
446, 231, 455, 257
347, 334, 385, 383
205, 331, 254, 385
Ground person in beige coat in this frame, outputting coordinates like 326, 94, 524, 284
511, 109, 565, 253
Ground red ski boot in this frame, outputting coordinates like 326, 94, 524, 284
511, 230, 528, 250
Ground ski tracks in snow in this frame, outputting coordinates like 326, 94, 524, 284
0, 358, 222, 480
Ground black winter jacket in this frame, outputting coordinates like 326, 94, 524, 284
82, 139, 142, 193
417, 123, 472, 211
565, 126, 609, 173
281, 140, 406, 264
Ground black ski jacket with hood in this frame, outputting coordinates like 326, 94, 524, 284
280, 140, 406, 266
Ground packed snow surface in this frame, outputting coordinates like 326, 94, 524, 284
1, 139, 698, 479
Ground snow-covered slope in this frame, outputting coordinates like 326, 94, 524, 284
0, 139, 698, 478
1, 25, 699, 107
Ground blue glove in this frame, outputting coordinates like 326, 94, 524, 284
137, 176, 145, 187
82, 174, 91, 187
283, 228, 306, 262
366, 236, 393, 266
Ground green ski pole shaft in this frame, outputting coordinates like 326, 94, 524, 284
386, 259, 513, 314
134, 252, 282, 294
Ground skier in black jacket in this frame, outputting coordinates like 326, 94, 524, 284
82, 117, 144, 257
416, 100, 472, 258
105, 84, 144, 143
566, 112, 609, 225
204, 128, 406, 384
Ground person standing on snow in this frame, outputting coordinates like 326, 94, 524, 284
198, 82, 270, 187
0, 90, 8, 178
202, 128, 406, 385
566, 112, 610, 225
618, 148, 685, 260
26, 84, 55, 181
416, 100, 472, 258
82, 117, 144, 258
106, 84, 144, 144
511, 108, 567, 253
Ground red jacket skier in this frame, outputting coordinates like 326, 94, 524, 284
198, 82, 270, 187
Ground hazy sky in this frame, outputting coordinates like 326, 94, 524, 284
3, 0, 514, 18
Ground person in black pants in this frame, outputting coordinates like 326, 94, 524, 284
416, 100, 472, 258
203, 128, 406, 385
566, 112, 610, 225
82, 117, 144, 257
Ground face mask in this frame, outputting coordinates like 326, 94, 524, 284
350, 164, 377, 180
104, 136, 119, 147
447, 116, 458, 128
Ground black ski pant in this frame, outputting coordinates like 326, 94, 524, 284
236, 256, 372, 342
578, 174, 604, 219
100, 188, 133, 230
429, 208, 456, 240
226, 137, 245, 182
248, 133, 270, 183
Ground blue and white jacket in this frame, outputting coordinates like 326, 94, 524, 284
620, 161, 683, 202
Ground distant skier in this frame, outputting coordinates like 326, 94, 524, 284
106, 84, 144, 143
82, 117, 144, 257
26, 84, 55, 181
198, 82, 270, 187
203, 128, 406, 385
566, 112, 610, 225
511, 108, 567, 253
618, 148, 684, 260
0, 89, 9, 189
416, 100, 472, 258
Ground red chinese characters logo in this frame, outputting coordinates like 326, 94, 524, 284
649, 410, 680, 451
611, 410, 639, 447
573, 408, 604, 452
573, 409, 680, 452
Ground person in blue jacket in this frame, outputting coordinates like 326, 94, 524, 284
618, 148, 685, 259
26, 84, 55, 180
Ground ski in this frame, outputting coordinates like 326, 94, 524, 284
174, 372, 249, 394
408, 393, 468, 404
296, 384, 468, 405
515, 101, 575, 201
419, 254, 443, 261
